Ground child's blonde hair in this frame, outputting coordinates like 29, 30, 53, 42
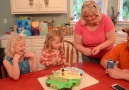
5, 34, 25, 58
81, 0, 101, 25
43, 29, 63, 51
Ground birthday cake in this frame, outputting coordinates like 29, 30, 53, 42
46, 67, 84, 90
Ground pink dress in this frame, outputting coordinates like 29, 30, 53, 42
74, 14, 115, 58
40, 49, 66, 66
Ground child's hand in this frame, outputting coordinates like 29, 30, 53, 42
24, 52, 35, 59
13, 54, 22, 61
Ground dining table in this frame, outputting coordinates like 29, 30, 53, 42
0, 62, 128, 90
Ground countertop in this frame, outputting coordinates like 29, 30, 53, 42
0, 31, 127, 40
0, 35, 74, 40
116, 31, 127, 37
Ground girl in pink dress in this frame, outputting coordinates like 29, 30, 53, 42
40, 29, 67, 67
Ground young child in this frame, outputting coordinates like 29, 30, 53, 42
40, 29, 67, 67
3, 34, 38, 80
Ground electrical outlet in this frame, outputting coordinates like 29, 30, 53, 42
3, 18, 7, 24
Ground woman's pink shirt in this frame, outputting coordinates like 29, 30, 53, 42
74, 14, 115, 58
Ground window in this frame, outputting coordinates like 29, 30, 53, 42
118, 0, 129, 24
70, 0, 108, 25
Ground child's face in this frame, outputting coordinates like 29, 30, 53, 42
52, 36, 62, 50
14, 39, 26, 55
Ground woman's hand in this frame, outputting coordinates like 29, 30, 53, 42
91, 46, 100, 56
83, 48, 92, 56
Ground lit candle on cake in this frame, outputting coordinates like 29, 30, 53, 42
62, 68, 64, 76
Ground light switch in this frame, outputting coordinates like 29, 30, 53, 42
3, 18, 7, 24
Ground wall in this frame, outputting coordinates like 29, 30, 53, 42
0, 0, 128, 35
0, 0, 70, 35
108, 0, 129, 28
0, 0, 16, 35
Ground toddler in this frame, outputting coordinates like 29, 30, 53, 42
3, 34, 38, 80
40, 29, 67, 67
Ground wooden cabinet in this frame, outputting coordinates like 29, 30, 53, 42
25, 39, 33, 52
39, 0, 67, 13
10, 0, 67, 14
31, 38, 45, 69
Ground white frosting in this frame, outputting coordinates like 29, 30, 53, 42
54, 67, 83, 79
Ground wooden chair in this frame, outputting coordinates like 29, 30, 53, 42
0, 48, 7, 79
63, 40, 79, 64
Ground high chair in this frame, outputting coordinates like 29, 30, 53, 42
63, 40, 79, 64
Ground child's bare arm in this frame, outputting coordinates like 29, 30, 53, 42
3, 54, 21, 80
24, 52, 38, 72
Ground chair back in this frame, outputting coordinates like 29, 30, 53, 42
0, 48, 7, 79
63, 40, 79, 64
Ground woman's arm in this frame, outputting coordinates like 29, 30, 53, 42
97, 28, 116, 50
92, 28, 116, 56
74, 33, 92, 56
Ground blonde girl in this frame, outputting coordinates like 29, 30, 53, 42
3, 34, 38, 80
40, 29, 67, 67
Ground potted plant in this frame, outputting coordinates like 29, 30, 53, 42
110, 7, 119, 26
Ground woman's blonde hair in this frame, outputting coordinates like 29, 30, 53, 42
81, 0, 101, 25
5, 34, 25, 58
43, 29, 63, 51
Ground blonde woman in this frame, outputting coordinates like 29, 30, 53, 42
3, 34, 38, 80
40, 29, 67, 68
74, 0, 116, 64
